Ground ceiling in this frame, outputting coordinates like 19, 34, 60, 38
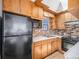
41, 0, 68, 13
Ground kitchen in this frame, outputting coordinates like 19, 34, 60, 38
0, 0, 79, 59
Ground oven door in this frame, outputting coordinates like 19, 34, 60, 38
62, 42, 74, 51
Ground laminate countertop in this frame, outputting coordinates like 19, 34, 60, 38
33, 35, 62, 42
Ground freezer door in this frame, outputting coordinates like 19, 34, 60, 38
4, 13, 32, 36
0, 17, 2, 56
3, 35, 32, 59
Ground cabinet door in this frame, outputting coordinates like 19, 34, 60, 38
34, 45, 42, 59
32, 4, 39, 19
52, 17, 57, 29
20, 0, 32, 16
57, 38, 62, 50
56, 14, 65, 29
68, 0, 79, 9
42, 40, 48, 58
49, 17, 57, 30
68, 0, 74, 9
38, 7, 44, 20
51, 39, 58, 53
3, 0, 20, 13
47, 40, 52, 55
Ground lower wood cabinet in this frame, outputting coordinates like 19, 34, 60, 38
47, 39, 52, 55
34, 45, 42, 59
32, 38, 61, 59
57, 38, 62, 50
42, 40, 48, 58
51, 39, 58, 53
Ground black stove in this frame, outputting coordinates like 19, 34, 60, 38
62, 37, 79, 51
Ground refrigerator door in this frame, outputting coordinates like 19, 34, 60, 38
0, 17, 2, 57
4, 13, 32, 36
3, 35, 32, 59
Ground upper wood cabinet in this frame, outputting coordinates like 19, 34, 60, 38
3, 0, 32, 16
44, 11, 54, 17
20, 0, 32, 16
48, 12, 54, 17
52, 17, 57, 29
31, 4, 39, 19
68, 0, 79, 9
56, 14, 65, 29
49, 17, 57, 30
3, 0, 20, 13
31, 4, 44, 20
38, 7, 44, 19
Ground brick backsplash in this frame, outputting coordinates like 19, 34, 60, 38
33, 28, 49, 37
64, 24, 79, 38
33, 23, 79, 38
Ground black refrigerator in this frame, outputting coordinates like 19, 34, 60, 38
2, 13, 32, 59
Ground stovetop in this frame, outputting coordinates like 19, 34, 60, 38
62, 37, 79, 45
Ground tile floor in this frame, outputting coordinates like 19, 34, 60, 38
45, 51, 64, 59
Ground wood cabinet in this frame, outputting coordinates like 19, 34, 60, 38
52, 17, 57, 29
51, 39, 58, 52
31, 4, 44, 20
56, 14, 65, 29
32, 38, 62, 59
57, 38, 62, 50
68, 0, 74, 9
3, 0, 20, 13
33, 41, 42, 59
3, 0, 32, 16
47, 39, 52, 55
42, 40, 48, 58
31, 4, 39, 19
49, 17, 57, 30
20, 0, 32, 16
3, 0, 46, 20
38, 7, 44, 19
44, 11, 54, 17
34, 45, 42, 59
68, 0, 79, 9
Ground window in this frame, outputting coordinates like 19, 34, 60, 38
42, 17, 49, 30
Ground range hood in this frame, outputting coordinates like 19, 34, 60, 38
65, 20, 79, 25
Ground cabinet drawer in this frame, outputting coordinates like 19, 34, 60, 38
34, 41, 42, 46
42, 40, 48, 44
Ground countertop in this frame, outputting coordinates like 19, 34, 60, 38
33, 35, 62, 42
